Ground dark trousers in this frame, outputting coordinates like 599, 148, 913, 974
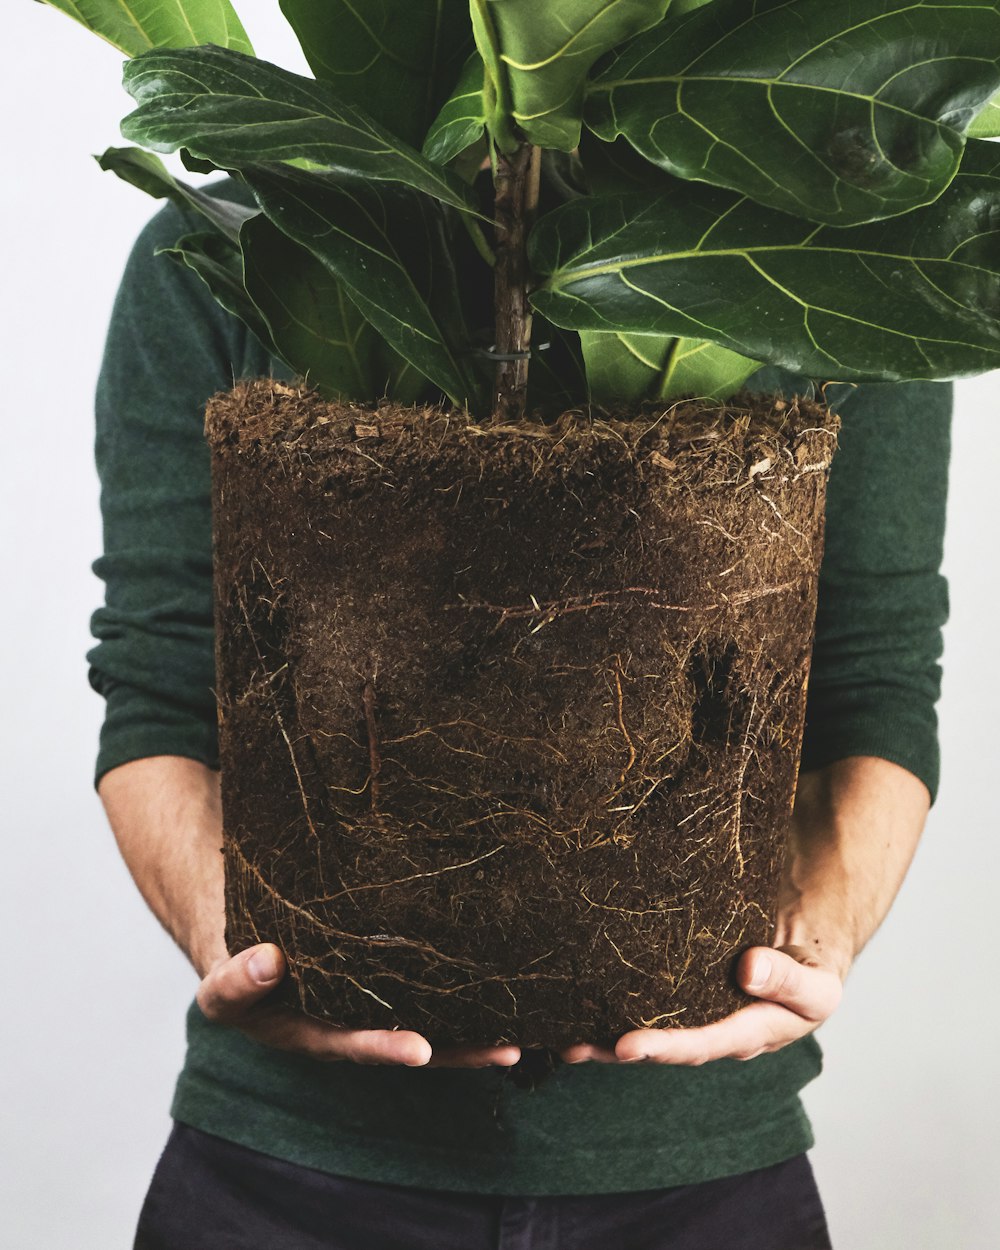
135, 1123, 833, 1250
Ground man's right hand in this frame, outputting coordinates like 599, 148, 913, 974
100, 757, 521, 1071
197, 941, 523, 1069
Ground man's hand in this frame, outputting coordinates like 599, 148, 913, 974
99, 756, 520, 1070
197, 941, 521, 1068
560, 944, 844, 1066
560, 755, 929, 1068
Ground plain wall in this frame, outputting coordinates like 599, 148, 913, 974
2, 7, 997, 1248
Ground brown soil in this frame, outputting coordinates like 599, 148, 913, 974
206, 380, 838, 1048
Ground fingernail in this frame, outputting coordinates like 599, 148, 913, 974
748, 954, 772, 990
620, 1055, 648, 1064
248, 948, 281, 984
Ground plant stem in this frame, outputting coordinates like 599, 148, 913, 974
492, 142, 541, 422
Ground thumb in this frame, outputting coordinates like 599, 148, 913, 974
737, 945, 843, 1023
197, 943, 287, 1023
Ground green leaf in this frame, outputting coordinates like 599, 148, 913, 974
423, 52, 488, 166
587, 0, 1000, 226
163, 222, 423, 403
161, 231, 278, 353
120, 45, 479, 217
98, 145, 423, 402
240, 163, 486, 409
279, 0, 473, 149
530, 140, 1000, 382
580, 332, 757, 403
578, 330, 667, 404
96, 146, 255, 241
241, 215, 424, 402
240, 220, 376, 400
657, 339, 759, 400
38, 0, 252, 58
969, 89, 1000, 138
473, 0, 671, 150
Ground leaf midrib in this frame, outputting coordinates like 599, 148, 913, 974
602, 0, 995, 87
589, 70, 997, 132
543, 231, 997, 287
499, 0, 644, 71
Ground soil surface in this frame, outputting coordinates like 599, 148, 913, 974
207, 381, 838, 1048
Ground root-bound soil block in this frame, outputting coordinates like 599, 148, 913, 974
206, 380, 839, 1048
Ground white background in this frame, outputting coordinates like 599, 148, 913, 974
2, 6, 997, 1248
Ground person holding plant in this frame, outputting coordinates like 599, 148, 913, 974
91, 187, 947, 1249
45, 0, 991, 1244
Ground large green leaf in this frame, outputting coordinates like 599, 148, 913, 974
96, 146, 255, 241
240, 163, 485, 409
38, 0, 252, 58
530, 140, 1000, 382
579, 331, 757, 403
423, 52, 488, 166
120, 45, 479, 216
472, 0, 670, 150
163, 223, 424, 402
241, 215, 424, 402
279, 0, 473, 149
587, 0, 1000, 226
165, 223, 425, 402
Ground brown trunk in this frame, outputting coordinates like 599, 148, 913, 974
207, 381, 838, 1049
491, 143, 540, 422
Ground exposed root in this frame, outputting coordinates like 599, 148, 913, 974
237, 592, 322, 850
362, 667, 382, 812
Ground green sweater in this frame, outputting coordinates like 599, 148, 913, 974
88, 186, 950, 1196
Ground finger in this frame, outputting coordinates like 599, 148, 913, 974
738, 946, 843, 1022
615, 1000, 814, 1066
197, 947, 433, 1065
426, 1044, 522, 1068
560, 1043, 619, 1064
248, 1014, 434, 1066
196, 944, 287, 1023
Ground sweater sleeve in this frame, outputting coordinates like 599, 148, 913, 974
798, 379, 951, 802
88, 198, 253, 786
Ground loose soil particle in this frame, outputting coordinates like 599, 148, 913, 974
207, 380, 838, 1049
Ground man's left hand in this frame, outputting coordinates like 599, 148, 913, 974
560, 944, 844, 1066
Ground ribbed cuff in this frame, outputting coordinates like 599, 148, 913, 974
92, 674, 219, 788
800, 702, 939, 803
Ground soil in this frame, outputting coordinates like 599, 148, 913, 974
206, 380, 838, 1049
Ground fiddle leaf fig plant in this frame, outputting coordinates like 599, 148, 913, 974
37, 0, 1000, 418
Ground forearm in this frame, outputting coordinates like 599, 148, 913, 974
97, 755, 227, 977
775, 755, 930, 981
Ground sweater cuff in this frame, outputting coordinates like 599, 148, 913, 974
800, 693, 939, 804
91, 672, 219, 788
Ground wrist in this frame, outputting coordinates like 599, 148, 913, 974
774, 756, 929, 983
772, 912, 854, 983
187, 918, 229, 980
